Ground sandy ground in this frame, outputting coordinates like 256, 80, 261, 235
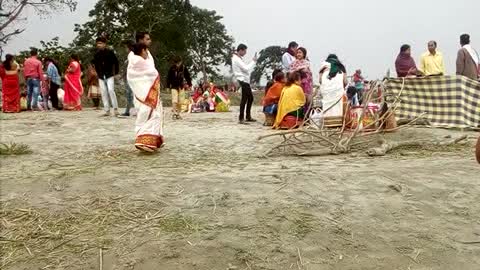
1, 107, 480, 270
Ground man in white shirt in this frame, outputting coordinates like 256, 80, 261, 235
232, 44, 257, 124
282, 41, 298, 73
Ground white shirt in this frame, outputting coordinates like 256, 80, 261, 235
231, 54, 256, 83
282, 52, 295, 72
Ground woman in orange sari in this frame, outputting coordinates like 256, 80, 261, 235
63, 54, 84, 110
262, 71, 285, 126
0, 54, 21, 113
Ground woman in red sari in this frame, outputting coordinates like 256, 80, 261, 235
63, 54, 84, 110
0, 54, 21, 113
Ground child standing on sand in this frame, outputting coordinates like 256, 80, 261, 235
87, 65, 101, 110
40, 73, 50, 111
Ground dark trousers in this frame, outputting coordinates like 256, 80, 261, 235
92, 98, 100, 108
124, 82, 134, 114
238, 80, 254, 121
49, 82, 60, 109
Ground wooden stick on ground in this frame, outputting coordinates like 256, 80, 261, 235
367, 135, 468, 157
367, 140, 424, 157
99, 248, 103, 270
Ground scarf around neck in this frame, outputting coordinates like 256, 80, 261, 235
463, 44, 479, 66
395, 52, 416, 76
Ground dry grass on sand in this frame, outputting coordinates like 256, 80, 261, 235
1, 108, 479, 270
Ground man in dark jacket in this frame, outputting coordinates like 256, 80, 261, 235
92, 37, 120, 116
166, 56, 192, 119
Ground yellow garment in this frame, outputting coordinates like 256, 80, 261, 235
420, 51, 446, 76
273, 84, 306, 128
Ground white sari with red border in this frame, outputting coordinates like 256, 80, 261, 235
127, 54, 164, 152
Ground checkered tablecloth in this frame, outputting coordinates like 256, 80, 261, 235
385, 76, 480, 128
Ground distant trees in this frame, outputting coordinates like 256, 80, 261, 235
71, 0, 233, 82
0, 0, 78, 57
251, 45, 285, 84
11, 0, 235, 85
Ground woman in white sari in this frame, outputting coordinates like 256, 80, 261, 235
318, 54, 347, 127
127, 43, 164, 152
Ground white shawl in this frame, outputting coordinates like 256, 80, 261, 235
463, 44, 479, 66
127, 54, 159, 105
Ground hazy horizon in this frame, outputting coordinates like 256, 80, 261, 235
4, 0, 480, 79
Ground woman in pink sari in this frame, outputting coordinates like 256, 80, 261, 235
63, 54, 84, 110
289, 47, 314, 108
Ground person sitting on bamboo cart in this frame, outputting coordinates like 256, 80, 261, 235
273, 71, 306, 129
262, 71, 286, 126
318, 54, 347, 128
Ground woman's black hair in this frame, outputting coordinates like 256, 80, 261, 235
400, 44, 411, 53
285, 71, 301, 87
271, 68, 282, 79
3, 54, 14, 71
122, 39, 135, 51
274, 71, 285, 82
298, 47, 307, 59
71, 54, 80, 62
133, 43, 147, 56
70, 53, 82, 71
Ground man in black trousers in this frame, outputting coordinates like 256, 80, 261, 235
231, 44, 257, 124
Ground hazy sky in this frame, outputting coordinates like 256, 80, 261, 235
4, 0, 480, 79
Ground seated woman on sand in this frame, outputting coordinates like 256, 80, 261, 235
214, 89, 230, 112
190, 87, 208, 113
262, 71, 286, 126
273, 72, 306, 129
318, 54, 347, 127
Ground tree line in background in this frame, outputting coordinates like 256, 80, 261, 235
0, 0, 78, 53
3, 0, 234, 84
2, 0, 288, 85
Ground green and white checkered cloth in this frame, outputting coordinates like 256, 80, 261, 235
385, 76, 480, 128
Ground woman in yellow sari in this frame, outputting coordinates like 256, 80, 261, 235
273, 72, 306, 129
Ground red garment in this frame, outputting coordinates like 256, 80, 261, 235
192, 90, 203, 103
63, 61, 84, 111
279, 115, 303, 129
23, 56, 43, 79
0, 66, 21, 113
353, 73, 363, 83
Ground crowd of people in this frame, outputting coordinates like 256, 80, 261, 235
1, 32, 479, 152
394, 34, 478, 80
232, 41, 348, 128
229, 33, 480, 130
